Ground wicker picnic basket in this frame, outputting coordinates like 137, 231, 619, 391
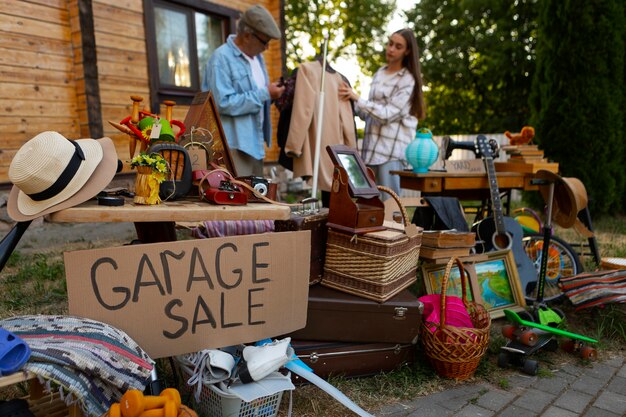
322, 186, 422, 302
421, 257, 491, 380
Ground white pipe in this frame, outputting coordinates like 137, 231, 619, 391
311, 37, 329, 199
286, 361, 375, 417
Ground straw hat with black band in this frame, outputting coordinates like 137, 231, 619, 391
535, 169, 593, 237
7, 131, 118, 222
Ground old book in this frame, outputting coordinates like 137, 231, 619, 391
502, 144, 539, 151
419, 245, 472, 260
507, 156, 547, 163
421, 230, 476, 248
494, 161, 559, 174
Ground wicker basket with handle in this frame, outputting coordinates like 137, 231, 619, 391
322, 186, 422, 302
421, 257, 491, 380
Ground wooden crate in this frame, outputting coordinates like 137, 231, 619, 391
1, 372, 83, 417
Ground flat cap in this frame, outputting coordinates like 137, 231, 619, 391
242, 5, 281, 40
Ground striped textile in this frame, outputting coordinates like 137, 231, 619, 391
192, 220, 274, 238
559, 270, 626, 310
0, 315, 154, 417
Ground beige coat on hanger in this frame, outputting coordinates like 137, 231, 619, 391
285, 61, 357, 192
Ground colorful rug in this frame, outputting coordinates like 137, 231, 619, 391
0, 315, 154, 417
559, 269, 626, 310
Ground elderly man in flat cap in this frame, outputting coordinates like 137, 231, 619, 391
202, 5, 285, 176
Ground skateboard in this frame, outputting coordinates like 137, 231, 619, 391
499, 332, 558, 375
498, 309, 598, 375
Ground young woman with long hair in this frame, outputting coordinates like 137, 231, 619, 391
339, 28, 426, 199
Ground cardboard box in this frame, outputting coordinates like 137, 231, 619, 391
64, 231, 311, 358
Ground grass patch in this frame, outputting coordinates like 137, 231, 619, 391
596, 304, 626, 341
498, 378, 510, 389
537, 367, 554, 378
1, 251, 67, 315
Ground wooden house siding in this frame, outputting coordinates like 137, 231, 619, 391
0, 0, 283, 185
0, 0, 79, 182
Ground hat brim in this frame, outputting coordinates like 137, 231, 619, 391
7, 137, 118, 222
536, 170, 586, 228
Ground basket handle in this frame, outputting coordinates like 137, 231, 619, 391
377, 185, 409, 226
439, 257, 469, 331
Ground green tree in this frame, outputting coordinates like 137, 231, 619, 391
405, 0, 539, 134
530, 0, 625, 216
283, 0, 396, 76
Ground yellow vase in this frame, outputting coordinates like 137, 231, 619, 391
134, 166, 161, 205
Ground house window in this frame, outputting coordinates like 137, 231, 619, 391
144, 0, 238, 111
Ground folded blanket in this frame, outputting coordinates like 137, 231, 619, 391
560, 270, 626, 310
192, 220, 274, 238
0, 315, 154, 417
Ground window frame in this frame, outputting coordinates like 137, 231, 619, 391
143, 0, 239, 112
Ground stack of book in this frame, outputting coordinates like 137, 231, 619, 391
419, 230, 476, 260
495, 144, 559, 173
502, 144, 546, 163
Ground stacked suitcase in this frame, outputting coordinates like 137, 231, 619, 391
287, 285, 423, 380
276, 210, 424, 380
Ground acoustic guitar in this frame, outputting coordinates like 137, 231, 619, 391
472, 135, 537, 297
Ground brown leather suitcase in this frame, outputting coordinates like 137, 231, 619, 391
286, 285, 423, 344
274, 209, 328, 284
291, 340, 416, 380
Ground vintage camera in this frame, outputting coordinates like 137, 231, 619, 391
237, 176, 278, 202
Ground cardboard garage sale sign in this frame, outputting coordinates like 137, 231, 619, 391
64, 231, 310, 358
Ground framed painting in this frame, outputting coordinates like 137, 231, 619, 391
181, 91, 237, 176
422, 261, 475, 301
470, 250, 527, 319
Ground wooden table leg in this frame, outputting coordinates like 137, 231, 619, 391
134, 221, 177, 243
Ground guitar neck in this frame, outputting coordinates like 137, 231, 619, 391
484, 156, 506, 233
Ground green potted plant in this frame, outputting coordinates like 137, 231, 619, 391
131, 152, 169, 205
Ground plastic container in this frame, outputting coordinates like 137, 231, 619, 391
177, 360, 284, 417
193, 383, 283, 417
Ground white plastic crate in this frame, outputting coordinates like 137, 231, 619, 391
177, 361, 283, 417
193, 382, 283, 417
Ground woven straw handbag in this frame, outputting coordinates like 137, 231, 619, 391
420, 257, 491, 380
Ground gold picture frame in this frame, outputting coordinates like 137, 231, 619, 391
421, 250, 526, 319
467, 250, 527, 319
422, 261, 476, 302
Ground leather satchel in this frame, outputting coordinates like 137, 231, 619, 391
194, 169, 247, 206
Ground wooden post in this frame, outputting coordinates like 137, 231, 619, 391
163, 100, 176, 121
130, 95, 143, 124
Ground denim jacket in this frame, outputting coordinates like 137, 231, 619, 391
201, 35, 272, 160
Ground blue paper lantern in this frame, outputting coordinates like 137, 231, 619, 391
405, 128, 439, 173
